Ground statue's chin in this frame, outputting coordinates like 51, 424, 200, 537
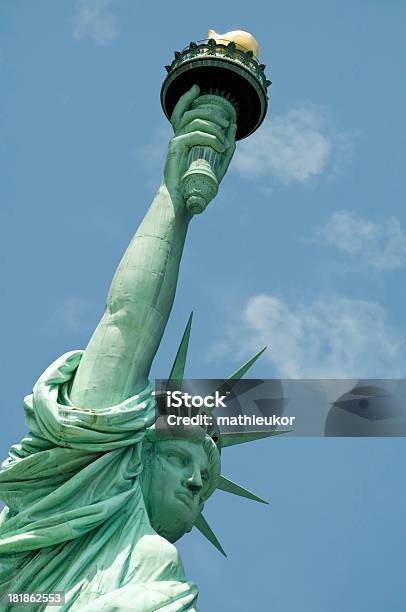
152, 519, 193, 543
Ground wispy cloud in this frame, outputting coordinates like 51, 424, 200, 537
137, 124, 172, 191
72, 0, 119, 45
47, 296, 95, 335
234, 104, 355, 184
317, 211, 406, 270
139, 125, 172, 167
215, 294, 405, 378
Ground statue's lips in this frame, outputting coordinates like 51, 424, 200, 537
175, 491, 195, 509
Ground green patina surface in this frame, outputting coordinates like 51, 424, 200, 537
0, 46, 272, 610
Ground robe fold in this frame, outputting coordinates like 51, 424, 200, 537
0, 352, 198, 611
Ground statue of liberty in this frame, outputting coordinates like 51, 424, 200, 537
0, 31, 272, 611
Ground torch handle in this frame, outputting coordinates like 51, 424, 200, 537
181, 95, 236, 214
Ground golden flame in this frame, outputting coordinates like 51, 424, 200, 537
207, 29, 260, 59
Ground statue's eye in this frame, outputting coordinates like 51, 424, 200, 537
165, 451, 186, 465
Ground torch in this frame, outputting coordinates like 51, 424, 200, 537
161, 29, 271, 214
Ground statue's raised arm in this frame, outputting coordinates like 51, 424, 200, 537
70, 84, 237, 409
0, 31, 273, 611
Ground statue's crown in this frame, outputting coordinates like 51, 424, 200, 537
152, 313, 284, 557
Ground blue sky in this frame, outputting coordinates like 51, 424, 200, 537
1, 1, 406, 610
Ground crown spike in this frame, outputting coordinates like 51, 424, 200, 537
195, 513, 227, 557
221, 429, 286, 448
227, 346, 267, 381
217, 475, 268, 504
213, 347, 267, 399
167, 312, 193, 390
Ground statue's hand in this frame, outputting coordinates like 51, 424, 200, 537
163, 84, 237, 211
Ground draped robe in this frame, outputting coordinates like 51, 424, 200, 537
0, 352, 198, 611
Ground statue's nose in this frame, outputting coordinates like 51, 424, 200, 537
185, 467, 203, 494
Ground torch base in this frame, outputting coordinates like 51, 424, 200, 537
182, 159, 219, 214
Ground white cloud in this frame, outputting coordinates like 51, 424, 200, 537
234, 104, 354, 184
217, 294, 405, 378
49, 297, 94, 334
137, 124, 172, 191
139, 124, 172, 168
72, 0, 119, 45
318, 211, 406, 270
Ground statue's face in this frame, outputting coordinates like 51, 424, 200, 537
146, 439, 210, 543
